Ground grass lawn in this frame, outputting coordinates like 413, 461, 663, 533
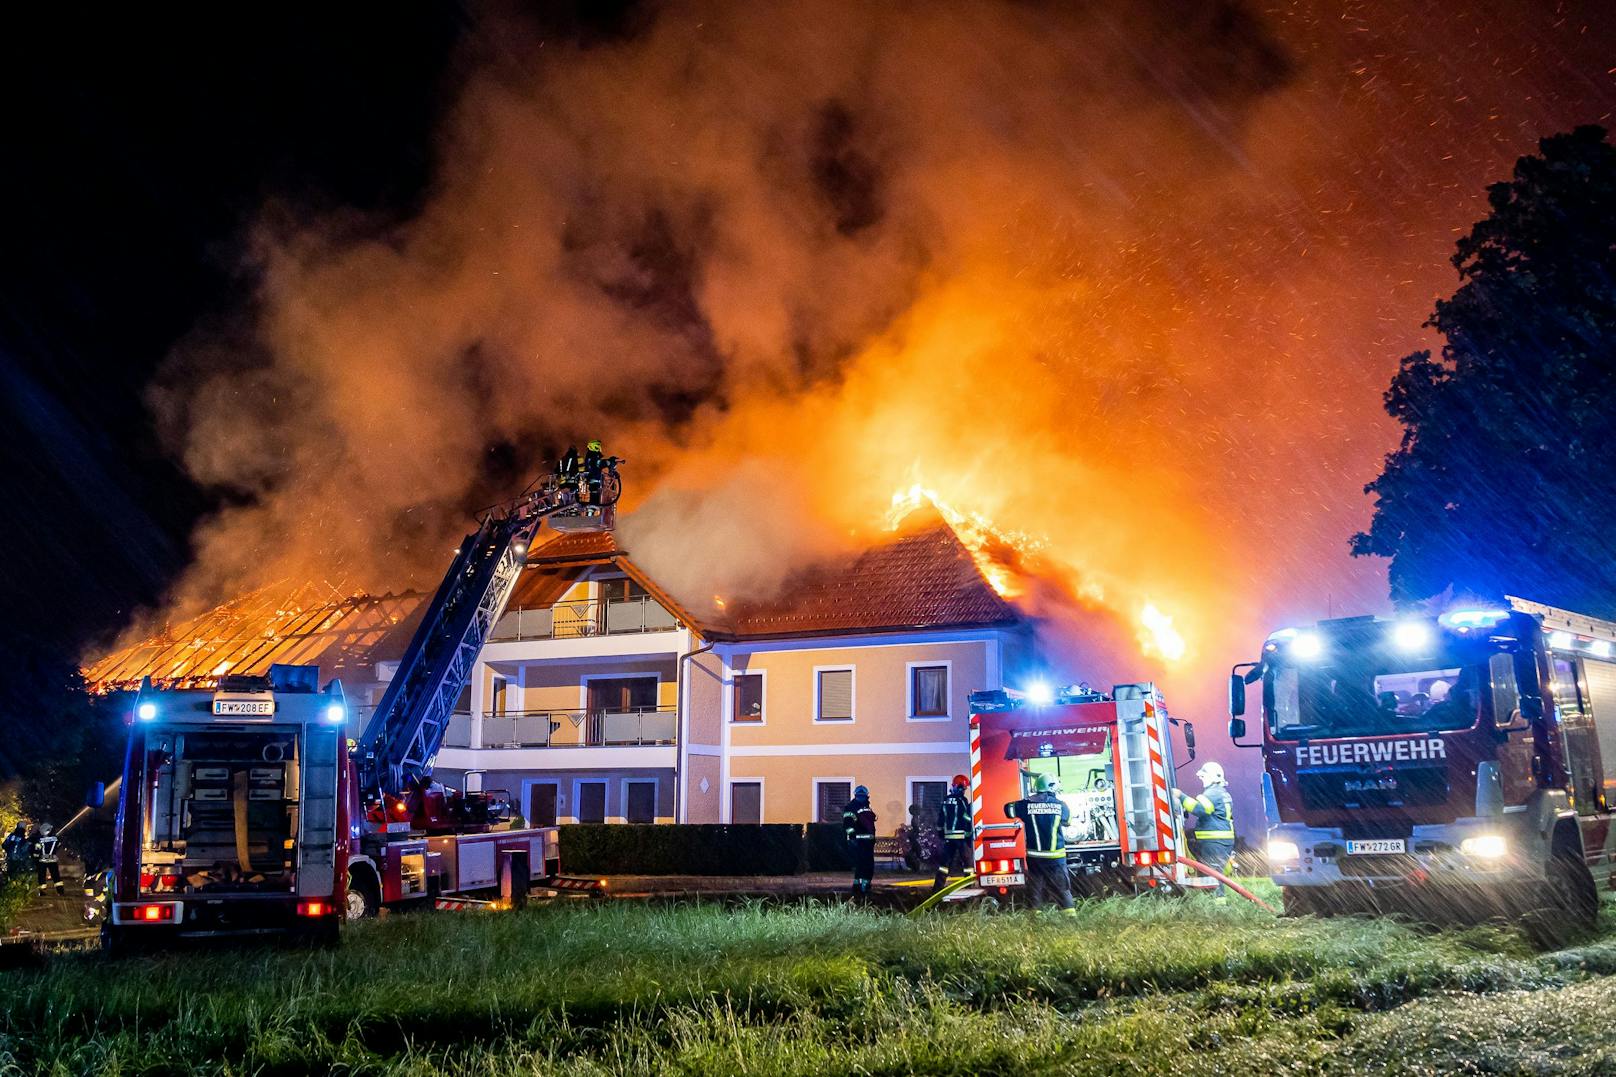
6, 890, 1616, 1074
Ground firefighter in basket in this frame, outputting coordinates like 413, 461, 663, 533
1006, 774, 1074, 914
932, 774, 972, 893
1174, 761, 1236, 894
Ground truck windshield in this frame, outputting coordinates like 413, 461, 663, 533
1269, 648, 1506, 739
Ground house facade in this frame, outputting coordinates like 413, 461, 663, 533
432, 525, 1031, 833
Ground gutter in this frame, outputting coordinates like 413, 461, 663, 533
674, 636, 715, 824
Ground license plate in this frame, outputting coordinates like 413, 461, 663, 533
213, 698, 275, 716
978, 873, 1024, 887
1346, 839, 1405, 855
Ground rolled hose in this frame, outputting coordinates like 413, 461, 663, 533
1179, 856, 1277, 913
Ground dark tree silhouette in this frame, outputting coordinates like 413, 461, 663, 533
1352, 125, 1616, 617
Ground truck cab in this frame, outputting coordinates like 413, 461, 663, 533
1232, 602, 1616, 933
103, 664, 352, 948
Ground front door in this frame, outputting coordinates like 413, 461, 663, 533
528, 783, 558, 827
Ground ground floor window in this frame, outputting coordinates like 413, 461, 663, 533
730, 781, 762, 824
625, 780, 656, 824
910, 780, 948, 823
815, 780, 852, 823
576, 781, 606, 824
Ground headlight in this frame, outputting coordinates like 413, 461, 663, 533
1267, 839, 1301, 863
1460, 834, 1508, 859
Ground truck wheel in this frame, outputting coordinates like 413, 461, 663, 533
1282, 886, 1327, 918
1521, 854, 1598, 950
345, 874, 380, 921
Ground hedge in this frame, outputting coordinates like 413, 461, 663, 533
804, 823, 853, 871
557, 823, 807, 875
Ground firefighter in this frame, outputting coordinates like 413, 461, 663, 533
933, 774, 972, 892
842, 785, 877, 901
1175, 761, 1236, 893
1005, 774, 1074, 914
3, 821, 30, 881
32, 821, 63, 896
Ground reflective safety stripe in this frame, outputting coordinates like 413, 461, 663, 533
943, 831, 968, 840
1026, 849, 1067, 858
851, 835, 876, 841
1194, 830, 1235, 839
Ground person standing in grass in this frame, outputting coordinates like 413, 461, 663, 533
1174, 761, 1236, 895
932, 774, 973, 893
842, 785, 877, 902
1006, 774, 1074, 914
3, 821, 30, 882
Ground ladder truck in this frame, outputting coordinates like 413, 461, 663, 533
935, 681, 1204, 906
95, 461, 621, 950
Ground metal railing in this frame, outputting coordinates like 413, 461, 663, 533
474, 706, 677, 748
489, 596, 681, 642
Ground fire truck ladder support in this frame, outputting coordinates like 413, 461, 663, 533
355, 479, 603, 799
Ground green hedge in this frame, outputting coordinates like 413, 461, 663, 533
804, 823, 853, 871
558, 824, 807, 875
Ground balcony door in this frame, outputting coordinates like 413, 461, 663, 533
587, 677, 659, 744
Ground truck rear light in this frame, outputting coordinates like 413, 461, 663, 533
1135, 850, 1154, 866
1158, 850, 1173, 865
134, 903, 174, 922
297, 900, 333, 917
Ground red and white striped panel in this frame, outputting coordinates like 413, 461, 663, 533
969, 719, 984, 865
1143, 704, 1176, 852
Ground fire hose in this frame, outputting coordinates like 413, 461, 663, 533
1178, 856, 1277, 913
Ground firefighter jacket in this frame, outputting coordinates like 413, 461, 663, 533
32, 833, 59, 865
1179, 783, 1235, 840
2, 829, 28, 867
938, 790, 971, 840
1005, 792, 1070, 858
842, 799, 877, 841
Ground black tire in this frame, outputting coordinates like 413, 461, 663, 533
101, 924, 141, 960
1521, 853, 1598, 950
345, 872, 380, 921
1281, 886, 1320, 918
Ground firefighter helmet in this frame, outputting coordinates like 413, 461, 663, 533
39, 822, 53, 836
1031, 774, 1052, 794
952, 773, 968, 790
853, 785, 869, 799
587, 439, 603, 452
1196, 761, 1225, 786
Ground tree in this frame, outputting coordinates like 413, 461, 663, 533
1352, 125, 1616, 616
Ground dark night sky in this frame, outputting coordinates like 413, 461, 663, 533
0, 7, 634, 654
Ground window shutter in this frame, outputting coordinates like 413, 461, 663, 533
817, 781, 852, 822
818, 669, 853, 720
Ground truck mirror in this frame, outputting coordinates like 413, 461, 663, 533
1228, 717, 1247, 741
1183, 722, 1197, 760
1228, 673, 1247, 717
1519, 694, 1543, 721
86, 782, 105, 809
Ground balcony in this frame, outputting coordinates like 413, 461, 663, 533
491, 596, 680, 642
466, 706, 677, 749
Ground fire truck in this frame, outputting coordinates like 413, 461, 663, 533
1230, 599, 1616, 941
947, 682, 1203, 904
95, 461, 620, 950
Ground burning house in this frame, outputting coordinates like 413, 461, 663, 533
431, 522, 1032, 831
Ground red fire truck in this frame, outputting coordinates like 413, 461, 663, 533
1230, 599, 1616, 941
95, 462, 619, 950
953, 682, 1203, 903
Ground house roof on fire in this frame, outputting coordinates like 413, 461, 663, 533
514, 519, 1022, 641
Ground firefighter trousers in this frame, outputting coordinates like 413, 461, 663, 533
36, 861, 62, 893
1190, 838, 1235, 894
932, 837, 971, 890
1025, 856, 1073, 911
851, 838, 875, 898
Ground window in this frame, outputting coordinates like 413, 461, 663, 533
587, 677, 659, 712
815, 781, 852, 823
910, 780, 948, 822
733, 673, 764, 722
598, 577, 647, 602
625, 781, 656, 824
490, 675, 509, 716
910, 665, 949, 719
816, 668, 854, 722
576, 781, 606, 824
730, 781, 762, 824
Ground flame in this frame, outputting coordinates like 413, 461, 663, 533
885, 484, 1188, 664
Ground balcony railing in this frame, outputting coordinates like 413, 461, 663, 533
490, 596, 681, 642
472, 706, 677, 749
